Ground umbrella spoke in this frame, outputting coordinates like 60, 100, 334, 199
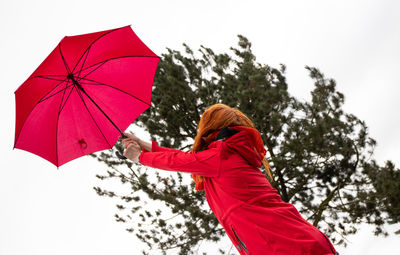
58, 44, 72, 74
58, 83, 76, 114
77, 77, 150, 107
75, 81, 100, 86
39, 83, 74, 104
71, 26, 123, 74
76, 45, 92, 80
35, 75, 68, 82
76, 61, 107, 82
74, 87, 112, 149
35, 77, 69, 104
72, 55, 159, 80
55, 81, 71, 166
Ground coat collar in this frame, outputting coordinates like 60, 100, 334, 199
215, 127, 240, 141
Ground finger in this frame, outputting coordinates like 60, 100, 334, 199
125, 132, 140, 141
123, 141, 134, 149
123, 132, 131, 138
122, 138, 134, 145
129, 143, 140, 151
129, 143, 141, 152
121, 139, 130, 148
120, 132, 132, 140
123, 144, 132, 155
133, 143, 141, 150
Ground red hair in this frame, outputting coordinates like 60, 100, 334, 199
191, 104, 272, 190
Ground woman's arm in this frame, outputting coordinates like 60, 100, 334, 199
138, 147, 221, 177
122, 137, 221, 177
138, 139, 152, 152
122, 132, 186, 153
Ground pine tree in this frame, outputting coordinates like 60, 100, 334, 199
92, 36, 400, 254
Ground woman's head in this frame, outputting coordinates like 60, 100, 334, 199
191, 103, 273, 190
192, 104, 255, 152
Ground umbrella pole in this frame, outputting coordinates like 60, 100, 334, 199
68, 74, 127, 159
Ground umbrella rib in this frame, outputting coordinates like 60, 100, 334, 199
39, 83, 74, 103
33, 77, 68, 103
71, 26, 127, 74
58, 84, 76, 114
73, 55, 159, 80
76, 61, 107, 82
55, 80, 70, 167
77, 77, 151, 107
58, 43, 72, 74
76, 45, 92, 79
35, 75, 68, 82
35, 74, 66, 77
74, 86, 113, 149
25, 74, 67, 83
32, 78, 73, 109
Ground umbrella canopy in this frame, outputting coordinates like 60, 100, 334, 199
14, 26, 159, 166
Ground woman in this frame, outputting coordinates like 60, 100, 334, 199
122, 104, 339, 255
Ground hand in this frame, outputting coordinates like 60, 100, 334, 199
122, 140, 142, 163
121, 132, 153, 152
120, 131, 152, 152
120, 132, 142, 145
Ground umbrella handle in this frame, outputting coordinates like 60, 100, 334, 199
115, 151, 127, 160
116, 133, 128, 159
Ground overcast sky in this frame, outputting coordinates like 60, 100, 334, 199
1, 0, 399, 254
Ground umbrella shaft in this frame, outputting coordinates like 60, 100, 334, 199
68, 74, 84, 91
69, 74, 125, 138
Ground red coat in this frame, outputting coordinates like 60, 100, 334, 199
139, 130, 339, 255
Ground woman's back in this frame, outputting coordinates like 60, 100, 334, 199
200, 128, 338, 255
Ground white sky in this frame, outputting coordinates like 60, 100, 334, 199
1, 0, 399, 254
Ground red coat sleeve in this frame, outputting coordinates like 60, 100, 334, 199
151, 141, 182, 153
139, 141, 220, 177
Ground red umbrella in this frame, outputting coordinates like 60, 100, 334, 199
14, 26, 159, 166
